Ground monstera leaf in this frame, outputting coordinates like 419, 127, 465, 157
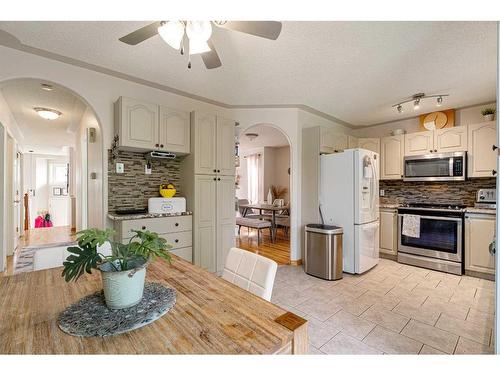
76, 228, 114, 248
61, 242, 102, 282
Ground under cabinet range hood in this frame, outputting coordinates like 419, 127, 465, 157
403, 151, 466, 182
144, 151, 176, 160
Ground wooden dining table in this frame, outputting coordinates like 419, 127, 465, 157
239, 203, 289, 242
0, 255, 307, 354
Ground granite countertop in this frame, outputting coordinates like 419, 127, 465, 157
108, 211, 193, 221
465, 207, 496, 215
379, 203, 401, 209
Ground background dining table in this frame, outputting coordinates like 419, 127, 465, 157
0, 255, 307, 354
239, 203, 289, 242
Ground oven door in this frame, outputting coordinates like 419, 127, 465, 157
397, 214, 462, 262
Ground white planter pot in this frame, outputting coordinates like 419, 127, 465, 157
99, 259, 147, 309
483, 114, 495, 121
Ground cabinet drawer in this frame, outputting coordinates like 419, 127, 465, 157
159, 231, 193, 250
121, 216, 192, 238
170, 247, 193, 263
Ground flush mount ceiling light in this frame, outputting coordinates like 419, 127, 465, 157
392, 93, 449, 114
34, 107, 62, 120
245, 133, 259, 141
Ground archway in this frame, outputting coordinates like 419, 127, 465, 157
236, 123, 293, 265
0, 77, 104, 271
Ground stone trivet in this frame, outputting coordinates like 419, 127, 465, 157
57, 282, 176, 337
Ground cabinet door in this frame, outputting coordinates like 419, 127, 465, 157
358, 138, 380, 154
117, 97, 159, 150
348, 136, 358, 149
193, 112, 217, 175
159, 106, 190, 153
194, 175, 217, 272
379, 210, 397, 256
404, 131, 434, 156
320, 128, 348, 153
468, 121, 497, 178
434, 126, 467, 153
380, 135, 404, 180
216, 117, 236, 176
465, 215, 495, 275
331, 133, 348, 152
216, 176, 236, 273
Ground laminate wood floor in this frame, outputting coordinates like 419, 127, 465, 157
235, 227, 291, 265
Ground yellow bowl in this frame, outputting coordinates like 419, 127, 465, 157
159, 188, 176, 198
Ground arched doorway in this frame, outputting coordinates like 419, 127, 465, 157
0, 78, 103, 272
235, 123, 292, 265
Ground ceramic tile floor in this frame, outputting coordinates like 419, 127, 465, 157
271, 258, 495, 355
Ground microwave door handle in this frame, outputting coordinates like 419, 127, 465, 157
449, 157, 454, 177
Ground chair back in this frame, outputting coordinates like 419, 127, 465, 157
238, 198, 251, 216
222, 247, 278, 301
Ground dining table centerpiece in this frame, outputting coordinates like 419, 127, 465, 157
62, 228, 172, 309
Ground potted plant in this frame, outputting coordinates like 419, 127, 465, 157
62, 228, 172, 310
481, 107, 496, 121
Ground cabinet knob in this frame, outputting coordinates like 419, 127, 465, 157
175, 223, 179, 227
217, 169, 220, 173
493, 145, 498, 151
218, 178, 221, 181
434, 149, 437, 153
492, 170, 497, 176
213, 177, 217, 181
174, 239, 179, 243
213, 169, 217, 173
160, 144, 164, 148
429, 150, 433, 153
141, 226, 146, 230
155, 143, 159, 147
489, 241, 496, 255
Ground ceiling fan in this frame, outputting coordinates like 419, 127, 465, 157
118, 21, 282, 69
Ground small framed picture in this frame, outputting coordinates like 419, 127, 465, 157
61, 188, 68, 196
53, 187, 62, 196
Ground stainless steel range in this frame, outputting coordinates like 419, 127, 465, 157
397, 203, 465, 275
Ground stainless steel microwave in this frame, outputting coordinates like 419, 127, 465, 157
403, 151, 466, 182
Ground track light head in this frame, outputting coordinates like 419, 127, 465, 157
437, 96, 443, 107
413, 99, 420, 110
397, 104, 403, 114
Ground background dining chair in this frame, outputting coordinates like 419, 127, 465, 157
221, 247, 278, 301
237, 198, 265, 219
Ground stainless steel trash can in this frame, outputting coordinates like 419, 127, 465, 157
305, 224, 343, 280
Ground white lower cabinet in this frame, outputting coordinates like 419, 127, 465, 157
113, 216, 193, 263
465, 213, 496, 276
379, 209, 397, 257
194, 175, 235, 273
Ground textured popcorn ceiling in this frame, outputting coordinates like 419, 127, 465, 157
0, 21, 496, 126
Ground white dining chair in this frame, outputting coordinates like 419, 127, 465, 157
222, 247, 278, 302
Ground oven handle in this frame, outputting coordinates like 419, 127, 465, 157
397, 214, 462, 222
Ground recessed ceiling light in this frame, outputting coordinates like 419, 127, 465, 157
40, 83, 54, 91
34, 107, 62, 120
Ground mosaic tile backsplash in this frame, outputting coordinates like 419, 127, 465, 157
380, 178, 496, 207
108, 150, 183, 212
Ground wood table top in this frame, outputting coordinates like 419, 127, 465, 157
239, 203, 289, 211
0, 256, 307, 354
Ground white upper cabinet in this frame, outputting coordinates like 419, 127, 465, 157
192, 112, 217, 175
434, 126, 468, 153
380, 135, 404, 180
358, 138, 381, 154
159, 106, 190, 154
404, 131, 434, 156
115, 97, 159, 150
468, 121, 497, 178
216, 117, 236, 176
348, 136, 358, 149
115, 97, 191, 153
320, 128, 348, 153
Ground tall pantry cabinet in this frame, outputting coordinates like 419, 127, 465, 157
181, 111, 236, 274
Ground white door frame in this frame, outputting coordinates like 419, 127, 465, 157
0, 122, 6, 272
495, 21, 499, 354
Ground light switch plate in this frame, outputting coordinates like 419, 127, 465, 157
116, 162, 124, 174
145, 163, 152, 175
379, 189, 385, 197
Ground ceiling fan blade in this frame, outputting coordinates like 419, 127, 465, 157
119, 22, 162, 45
215, 21, 282, 40
201, 40, 222, 69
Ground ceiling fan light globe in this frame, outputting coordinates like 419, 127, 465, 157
189, 39, 211, 55
186, 21, 212, 42
158, 21, 185, 50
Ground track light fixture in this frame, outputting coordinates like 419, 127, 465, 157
392, 93, 449, 114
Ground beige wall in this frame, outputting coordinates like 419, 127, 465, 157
353, 102, 496, 138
